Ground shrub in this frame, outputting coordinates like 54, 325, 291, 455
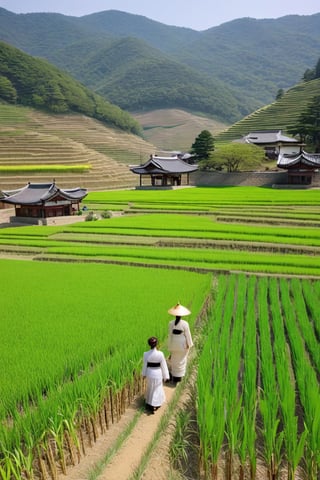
85, 211, 98, 221
100, 210, 113, 219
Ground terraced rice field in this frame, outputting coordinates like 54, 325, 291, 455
0, 186, 319, 479
216, 78, 320, 143
0, 104, 155, 191
1, 186, 320, 277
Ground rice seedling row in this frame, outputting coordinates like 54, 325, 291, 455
85, 187, 320, 209
2, 210, 320, 275
197, 274, 320, 479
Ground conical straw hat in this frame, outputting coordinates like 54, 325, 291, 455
168, 303, 191, 316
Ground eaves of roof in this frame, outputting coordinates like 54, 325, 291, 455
277, 151, 320, 168
1, 183, 87, 205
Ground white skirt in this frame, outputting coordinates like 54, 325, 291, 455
169, 334, 189, 377
145, 377, 166, 407
170, 349, 189, 377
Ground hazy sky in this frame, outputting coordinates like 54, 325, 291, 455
0, 0, 319, 30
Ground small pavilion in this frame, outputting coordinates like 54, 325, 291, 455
0, 182, 87, 219
130, 155, 198, 188
277, 151, 320, 185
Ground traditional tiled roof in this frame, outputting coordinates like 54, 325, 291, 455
0, 182, 87, 205
277, 151, 320, 168
236, 130, 299, 145
130, 155, 198, 175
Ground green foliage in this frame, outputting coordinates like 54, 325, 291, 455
191, 130, 215, 160
0, 41, 142, 135
200, 143, 265, 172
169, 408, 194, 473
0, 258, 210, 477
276, 88, 284, 100
90, 38, 241, 123
316, 58, 320, 80
85, 211, 99, 221
303, 57, 320, 82
198, 275, 319, 478
0, 75, 17, 102
175, 16, 320, 113
100, 210, 113, 219
287, 95, 320, 152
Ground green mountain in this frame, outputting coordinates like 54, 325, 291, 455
0, 8, 113, 56
71, 37, 242, 123
0, 41, 141, 135
171, 15, 320, 109
0, 8, 320, 122
77, 10, 199, 52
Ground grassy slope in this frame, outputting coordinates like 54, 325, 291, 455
216, 78, 320, 143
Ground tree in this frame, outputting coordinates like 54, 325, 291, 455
190, 130, 215, 160
302, 57, 320, 82
302, 68, 315, 82
0, 76, 17, 103
315, 57, 320, 79
287, 95, 320, 152
199, 143, 266, 172
276, 88, 284, 100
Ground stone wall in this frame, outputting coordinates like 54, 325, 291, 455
11, 215, 85, 226
191, 171, 320, 187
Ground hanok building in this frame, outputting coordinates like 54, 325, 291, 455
235, 129, 302, 159
130, 155, 198, 188
0, 182, 87, 221
277, 151, 320, 186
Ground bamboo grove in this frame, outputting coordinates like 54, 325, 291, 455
197, 274, 320, 479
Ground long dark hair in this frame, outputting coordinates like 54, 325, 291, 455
174, 315, 181, 326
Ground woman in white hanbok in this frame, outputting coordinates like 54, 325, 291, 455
168, 303, 193, 383
142, 337, 170, 413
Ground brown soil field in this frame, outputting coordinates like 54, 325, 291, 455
133, 108, 228, 152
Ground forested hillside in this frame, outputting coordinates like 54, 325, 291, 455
0, 7, 319, 122
79, 37, 242, 122
171, 15, 320, 108
0, 41, 141, 135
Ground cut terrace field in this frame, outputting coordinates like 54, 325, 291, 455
0, 186, 319, 479
1, 187, 320, 276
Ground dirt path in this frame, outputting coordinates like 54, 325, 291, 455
64, 383, 179, 480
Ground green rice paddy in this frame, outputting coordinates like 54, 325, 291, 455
0, 185, 319, 478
